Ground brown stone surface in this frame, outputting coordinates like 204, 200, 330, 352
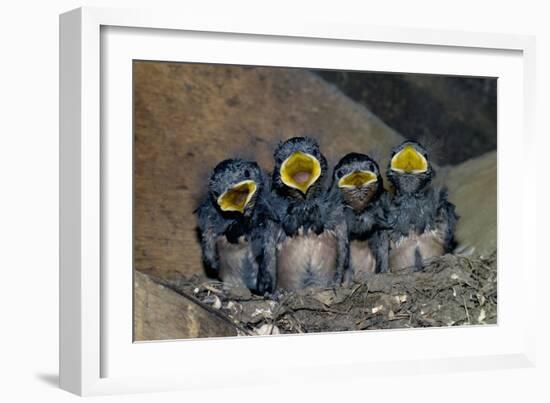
134, 61, 403, 278
445, 151, 497, 256
133, 271, 238, 341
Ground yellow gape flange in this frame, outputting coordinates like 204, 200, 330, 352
280, 151, 322, 194
217, 180, 258, 213
390, 145, 428, 173
338, 170, 377, 188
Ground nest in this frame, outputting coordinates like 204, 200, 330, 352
154, 251, 497, 336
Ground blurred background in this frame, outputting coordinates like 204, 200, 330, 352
133, 62, 497, 282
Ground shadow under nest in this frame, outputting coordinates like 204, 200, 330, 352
151, 251, 497, 336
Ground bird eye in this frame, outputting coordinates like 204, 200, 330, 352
336, 170, 343, 179
244, 169, 251, 178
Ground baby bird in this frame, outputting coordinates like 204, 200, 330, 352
330, 153, 390, 282
262, 136, 348, 292
386, 140, 458, 271
196, 159, 272, 291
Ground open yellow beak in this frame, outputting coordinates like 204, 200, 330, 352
338, 170, 378, 189
280, 151, 322, 194
216, 180, 257, 213
390, 145, 428, 173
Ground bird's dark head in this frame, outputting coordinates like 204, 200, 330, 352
332, 153, 383, 211
272, 136, 327, 199
387, 140, 434, 195
209, 159, 263, 217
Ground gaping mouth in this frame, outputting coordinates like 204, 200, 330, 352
338, 170, 378, 189
390, 145, 428, 173
280, 151, 321, 194
217, 180, 257, 213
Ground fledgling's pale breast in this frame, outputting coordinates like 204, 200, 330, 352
216, 236, 258, 290
276, 228, 338, 291
389, 230, 445, 271
348, 240, 377, 282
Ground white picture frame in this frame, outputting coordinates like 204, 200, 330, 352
59, 6, 537, 396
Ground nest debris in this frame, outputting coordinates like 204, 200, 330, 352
152, 251, 497, 336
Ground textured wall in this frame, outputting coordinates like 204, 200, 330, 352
445, 151, 497, 256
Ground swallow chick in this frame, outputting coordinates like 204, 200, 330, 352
386, 140, 458, 272
264, 136, 348, 292
196, 158, 272, 292
330, 153, 390, 283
